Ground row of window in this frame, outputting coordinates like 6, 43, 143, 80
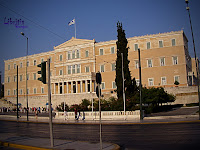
7, 73, 41, 83
7, 39, 176, 70
7, 87, 45, 96
134, 39, 176, 51
58, 63, 116, 75
136, 76, 180, 87
135, 56, 178, 69
7, 58, 51, 70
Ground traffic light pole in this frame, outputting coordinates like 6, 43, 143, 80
98, 83, 102, 150
47, 58, 54, 147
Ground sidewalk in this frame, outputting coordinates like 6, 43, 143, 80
0, 133, 120, 150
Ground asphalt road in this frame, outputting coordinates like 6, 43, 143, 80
0, 120, 200, 150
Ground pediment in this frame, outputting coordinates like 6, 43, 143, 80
54, 37, 95, 49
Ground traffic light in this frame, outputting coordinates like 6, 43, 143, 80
96, 72, 102, 84
37, 61, 46, 84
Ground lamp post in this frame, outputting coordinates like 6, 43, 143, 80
185, 0, 200, 120
21, 32, 29, 121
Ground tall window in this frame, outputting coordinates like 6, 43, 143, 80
147, 59, 153, 68
101, 82, 105, 89
20, 62, 23, 68
161, 77, 167, 85
100, 65, 105, 72
112, 81, 117, 89
20, 75, 22, 81
77, 64, 80, 73
172, 39, 176, 46
59, 55, 63, 61
68, 51, 71, 60
68, 66, 71, 74
76, 50, 80, 58
111, 63, 115, 71
41, 87, 44, 94
7, 77, 10, 83
147, 42, 151, 49
99, 48, 104, 55
85, 50, 89, 57
7, 90, 10, 96
34, 88, 37, 94
159, 40, 163, 48
148, 78, 154, 86
14, 89, 16, 95
160, 57, 165, 66
72, 50, 75, 59
33, 73, 36, 80
14, 64, 16, 69
20, 89, 23, 95
85, 66, 90, 72
27, 61, 29, 67
111, 47, 115, 54
34, 60, 37, 66
72, 65, 76, 74
174, 76, 180, 83
59, 70, 63, 75
8, 64, 10, 70
172, 56, 178, 65
135, 60, 139, 69
14, 75, 17, 82
134, 44, 138, 51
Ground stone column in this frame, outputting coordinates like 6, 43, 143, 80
58, 83, 60, 94
76, 81, 78, 93
66, 82, 68, 93
80, 80, 83, 93
90, 80, 92, 92
71, 81, 73, 93
85, 80, 88, 92
54, 83, 56, 94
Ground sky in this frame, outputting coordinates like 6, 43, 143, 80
1, 0, 200, 82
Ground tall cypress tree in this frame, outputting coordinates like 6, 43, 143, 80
115, 22, 132, 99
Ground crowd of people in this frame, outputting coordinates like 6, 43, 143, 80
0, 106, 50, 113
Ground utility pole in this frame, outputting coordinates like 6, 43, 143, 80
185, 0, 200, 120
47, 58, 54, 147
138, 48, 143, 120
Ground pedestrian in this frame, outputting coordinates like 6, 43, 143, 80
74, 108, 78, 120
82, 109, 85, 120
35, 108, 38, 120
77, 110, 81, 120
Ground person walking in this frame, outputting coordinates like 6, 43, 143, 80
35, 108, 38, 120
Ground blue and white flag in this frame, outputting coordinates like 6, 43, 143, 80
68, 19, 75, 26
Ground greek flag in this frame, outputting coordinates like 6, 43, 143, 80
68, 19, 75, 26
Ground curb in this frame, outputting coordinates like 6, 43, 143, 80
0, 141, 53, 150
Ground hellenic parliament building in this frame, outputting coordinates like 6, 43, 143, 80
4, 30, 199, 109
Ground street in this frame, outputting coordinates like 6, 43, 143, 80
0, 120, 200, 149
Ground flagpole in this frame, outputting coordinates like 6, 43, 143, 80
74, 18, 76, 38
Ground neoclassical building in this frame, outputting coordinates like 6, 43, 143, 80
4, 30, 196, 108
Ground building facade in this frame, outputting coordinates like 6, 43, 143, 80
4, 30, 195, 109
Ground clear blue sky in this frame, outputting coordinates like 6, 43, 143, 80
1, 0, 200, 82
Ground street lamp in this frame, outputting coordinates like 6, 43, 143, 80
185, 0, 200, 120
21, 32, 29, 121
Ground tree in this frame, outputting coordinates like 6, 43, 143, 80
116, 22, 136, 99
